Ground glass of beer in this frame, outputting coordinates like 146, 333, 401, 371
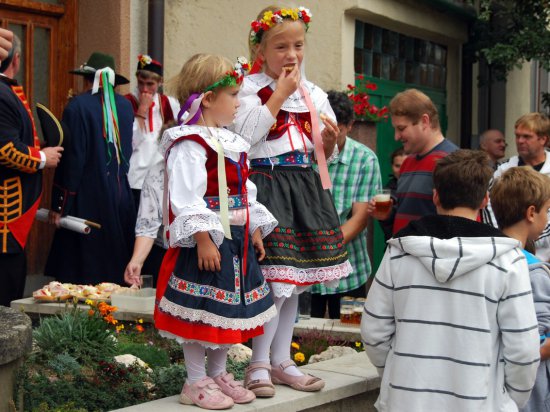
374, 189, 392, 214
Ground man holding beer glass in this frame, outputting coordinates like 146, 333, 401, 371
310, 91, 383, 319
371, 89, 458, 235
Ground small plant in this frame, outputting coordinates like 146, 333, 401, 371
346, 74, 388, 122
116, 342, 170, 368
151, 364, 187, 399
33, 304, 116, 362
290, 327, 348, 365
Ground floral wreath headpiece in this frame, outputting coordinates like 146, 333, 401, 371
177, 57, 250, 125
250, 7, 312, 45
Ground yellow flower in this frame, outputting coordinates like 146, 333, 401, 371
85, 299, 93, 306
291, 342, 300, 350
294, 352, 305, 363
355, 341, 362, 348
138, 318, 144, 324
262, 11, 274, 26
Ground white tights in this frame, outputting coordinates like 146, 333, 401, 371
182, 343, 229, 384
250, 293, 303, 380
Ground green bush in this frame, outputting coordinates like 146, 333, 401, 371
115, 342, 170, 368
33, 307, 116, 362
151, 364, 187, 399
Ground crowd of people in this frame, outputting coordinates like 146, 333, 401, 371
1, 5, 550, 411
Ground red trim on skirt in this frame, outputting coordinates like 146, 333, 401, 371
154, 247, 264, 344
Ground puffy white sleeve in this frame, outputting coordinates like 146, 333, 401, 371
233, 81, 276, 146
246, 178, 278, 238
168, 95, 181, 123
166, 140, 225, 248
135, 162, 164, 239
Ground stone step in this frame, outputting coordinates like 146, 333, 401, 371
111, 352, 380, 412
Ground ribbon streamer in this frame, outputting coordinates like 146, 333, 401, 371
207, 127, 232, 240
300, 84, 332, 190
92, 67, 124, 166
178, 93, 204, 125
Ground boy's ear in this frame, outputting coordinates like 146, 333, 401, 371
433, 189, 441, 208
526, 205, 537, 223
480, 192, 489, 210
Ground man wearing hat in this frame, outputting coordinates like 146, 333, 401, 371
125, 54, 179, 209
45, 52, 136, 286
0, 34, 63, 306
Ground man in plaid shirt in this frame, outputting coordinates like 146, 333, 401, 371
310, 91, 382, 318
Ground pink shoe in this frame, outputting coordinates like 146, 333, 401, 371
244, 362, 276, 398
213, 371, 256, 404
271, 359, 325, 392
179, 376, 234, 410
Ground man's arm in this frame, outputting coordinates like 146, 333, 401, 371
340, 202, 370, 244
498, 258, 541, 408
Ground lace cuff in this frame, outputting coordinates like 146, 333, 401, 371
249, 202, 278, 238
169, 213, 225, 248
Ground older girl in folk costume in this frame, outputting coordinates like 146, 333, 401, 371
233, 6, 352, 396
154, 54, 278, 410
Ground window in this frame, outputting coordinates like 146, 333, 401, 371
354, 21, 447, 90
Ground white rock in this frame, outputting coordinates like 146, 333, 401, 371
114, 354, 153, 373
308, 346, 356, 364
227, 343, 252, 363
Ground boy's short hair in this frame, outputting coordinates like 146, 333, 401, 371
136, 69, 162, 83
389, 88, 440, 129
433, 149, 493, 210
490, 167, 550, 229
327, 90, 354, 125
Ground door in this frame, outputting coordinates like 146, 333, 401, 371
0, 0, 77, 275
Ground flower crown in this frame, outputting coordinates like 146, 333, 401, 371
203, 57, 250, 93
250, 7, 312, 45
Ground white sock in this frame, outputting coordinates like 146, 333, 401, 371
271, 293, 302, 377
250, 295, 285, 381
182, 343, 207, 385
207, 347, 228, 378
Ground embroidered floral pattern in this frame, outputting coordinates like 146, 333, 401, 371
264, 226, 345, 251
250, 151, 311, 167
262, 261, 353, 285
167, 256, 272, 306
205, 194, 248, 211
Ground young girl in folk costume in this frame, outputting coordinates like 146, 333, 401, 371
233, 6, 352, 396
154, 54, 278, 410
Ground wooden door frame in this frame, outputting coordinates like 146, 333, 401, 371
0, 0, 77, 275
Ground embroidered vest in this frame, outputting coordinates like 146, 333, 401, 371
257, 86, 313, 142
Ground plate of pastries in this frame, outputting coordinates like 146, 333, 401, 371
32, 281, 130, 302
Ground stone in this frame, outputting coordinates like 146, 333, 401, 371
227, 343, 252, 363
0, 306, 32, 365
114, 354, 153, 373
308, 345, 357, 364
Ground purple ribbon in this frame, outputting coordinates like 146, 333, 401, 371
178, 92, 202, 125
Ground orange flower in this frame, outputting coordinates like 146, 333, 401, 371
135, 325, 145, 333
88, 309, 95, 317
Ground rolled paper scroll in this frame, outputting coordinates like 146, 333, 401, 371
35, 208, 94, 234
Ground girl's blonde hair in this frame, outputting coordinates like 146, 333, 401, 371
167, 54, 234, 105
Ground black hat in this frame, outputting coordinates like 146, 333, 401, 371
36, 102, 71, 148
70, 52, 130, 85
136, 54, 163, 77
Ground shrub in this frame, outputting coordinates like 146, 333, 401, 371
33, 306, 116, 362
151, 364, 187, 399
291, 327, 347, 365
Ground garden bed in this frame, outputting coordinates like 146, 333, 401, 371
13, 302, 365, 412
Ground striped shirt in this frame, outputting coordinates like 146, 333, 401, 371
393, 139, 458, 234
311, 137, 382, 294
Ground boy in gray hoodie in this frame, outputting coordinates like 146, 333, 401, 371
491, 166, 550, 412
361, 150, 540, 412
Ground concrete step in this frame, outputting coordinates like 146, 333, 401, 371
111, 352, 380, 412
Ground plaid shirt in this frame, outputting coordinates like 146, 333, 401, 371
311, 137, 382, 294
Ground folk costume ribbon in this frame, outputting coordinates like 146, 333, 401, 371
92, 68, 124, 166
300, 84, 332, 190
